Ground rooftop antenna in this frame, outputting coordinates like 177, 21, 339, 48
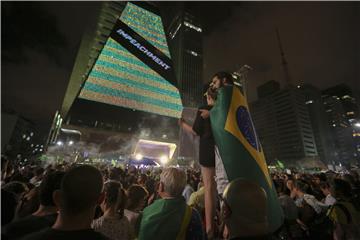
276, 28, 292, 86
233, 64, 252, 97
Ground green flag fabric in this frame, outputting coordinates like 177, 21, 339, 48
210, 85, 284, 232
138, 198, 189, 240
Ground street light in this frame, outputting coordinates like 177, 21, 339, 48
56, 141, 63, 146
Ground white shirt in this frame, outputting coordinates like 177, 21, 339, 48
296, 194, 323, 214
324, 194, 336, 206
182, 184, 194, 203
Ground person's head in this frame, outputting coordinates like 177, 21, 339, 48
2, 181, 29, 200
274, 180, 286, 196
137, 174, 148, 186
349, 170, 359, 182
341, 174, 356, 188
145, 178, 156, 196
211, 71, 234, 90
205, 87, 217, 106
39, 171, 65, 207
331, 178, 352, 200
158, 167, 186, 198
101, 180, 125, 214
319, 181, 331, 196
1, 189, 17, 225
221, 179, 268, 238
293, 180, 310, 197
286, 179, 294, 191
109, 167, 123, 181
313, 175, 321, 185
53, 165, 104, 216
34, 167, 45, 177
126, 184, 148, 211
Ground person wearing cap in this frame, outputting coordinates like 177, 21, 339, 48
221, 178, 271, 240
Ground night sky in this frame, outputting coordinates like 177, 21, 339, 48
2, 2, 360, 137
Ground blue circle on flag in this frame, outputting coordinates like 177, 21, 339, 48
236, 106, 257, 150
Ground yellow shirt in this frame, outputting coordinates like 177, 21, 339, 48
188, 186, 205, 210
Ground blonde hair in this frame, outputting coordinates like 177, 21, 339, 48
160, 168, 186, 197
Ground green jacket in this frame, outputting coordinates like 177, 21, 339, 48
138, 198, 191, 240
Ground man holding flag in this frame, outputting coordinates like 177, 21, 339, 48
202, 71, 284, 234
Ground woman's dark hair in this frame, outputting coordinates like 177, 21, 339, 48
103, 180, 126, 216
213, 71, 234, 86
319, 181, 330, 190
145, 178, 156, 196
126, 184, 149, 211
109, 168, 124, 181
34, 167, 44, 177
294, 180, 310, 193
104, 180, 123, 205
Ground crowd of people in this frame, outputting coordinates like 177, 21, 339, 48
2, 71, 360, 239
1, 158, 360, 240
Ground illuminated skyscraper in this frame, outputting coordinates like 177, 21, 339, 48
322, 84, 360, 166
52, 2, 182, 147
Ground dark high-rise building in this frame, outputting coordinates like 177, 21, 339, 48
322, 84, 360, 166
301, 85, 336, 165
1, 110, 43, 160
166, 6, 203, 108
323, 84, 360, 120
257, 80, 281, 99
250, 82, 318, 166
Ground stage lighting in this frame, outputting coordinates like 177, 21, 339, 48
135, 153, 143, 161
160, 155, 169, 164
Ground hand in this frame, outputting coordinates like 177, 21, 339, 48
200, 109, 210, 119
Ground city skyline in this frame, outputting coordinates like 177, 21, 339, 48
2, 2, 359, 136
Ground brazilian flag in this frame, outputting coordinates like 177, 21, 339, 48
210, 85, 283, 232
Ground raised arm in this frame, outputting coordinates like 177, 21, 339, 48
179, 118, 197, 136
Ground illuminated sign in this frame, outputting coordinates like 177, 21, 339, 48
79, 2, 182, 118
115, 28, 170, 70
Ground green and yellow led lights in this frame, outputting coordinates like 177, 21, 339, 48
119, 2, 170, 57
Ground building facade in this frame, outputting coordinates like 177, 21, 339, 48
1, 111, 43, 161
322, 84, 360, 166
166, 7, 203, 108
250, 82, 318, 166
52, 2, 181, 157
301, 85, 336, 165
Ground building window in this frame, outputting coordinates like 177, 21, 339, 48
183, 21, 202, 32
170, 23, 182, 39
